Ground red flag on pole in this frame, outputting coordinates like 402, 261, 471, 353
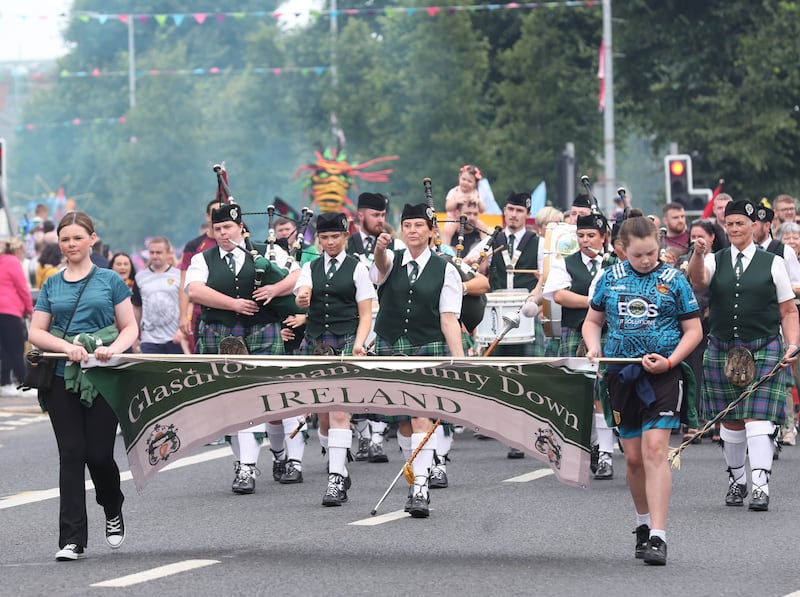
701, 179, 725, 218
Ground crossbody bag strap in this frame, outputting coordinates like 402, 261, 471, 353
54, 266, 97, 340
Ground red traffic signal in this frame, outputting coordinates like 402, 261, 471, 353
669, 160, 685, 178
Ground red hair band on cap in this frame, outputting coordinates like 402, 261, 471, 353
459, 164, 482, 181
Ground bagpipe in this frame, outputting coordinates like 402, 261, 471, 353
212, 164, 308, 319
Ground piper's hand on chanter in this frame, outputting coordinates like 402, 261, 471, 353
642, 353, 670, 374
253, 285, 275, 304
284, 314, 307, 329
232, 298, 259, 316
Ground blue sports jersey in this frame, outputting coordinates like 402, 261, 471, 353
590, 260, 700, 358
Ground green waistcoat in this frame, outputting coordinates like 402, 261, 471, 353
201, 248, 281, 326
489, 231, 539, 291
561, 252, 594, 330
306, 255, 359, 338
375, 250, 446, 345
709, 248, 780, 341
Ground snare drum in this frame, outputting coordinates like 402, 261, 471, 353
541, 222, 578, 338
474, 291, 536, 346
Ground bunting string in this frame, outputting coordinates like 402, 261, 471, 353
4, 2, 598, 27
0, 65, 329, 82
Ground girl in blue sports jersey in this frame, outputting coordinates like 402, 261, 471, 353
583, 216, 703, 567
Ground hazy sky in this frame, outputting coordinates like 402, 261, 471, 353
0, 1, 72, 62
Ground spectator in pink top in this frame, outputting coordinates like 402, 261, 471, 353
0, 237, 34, 396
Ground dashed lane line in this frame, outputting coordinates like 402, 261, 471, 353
503, 469, 555, 483
90, 559, 220, 588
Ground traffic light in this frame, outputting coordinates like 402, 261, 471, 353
664, 154, 708, 211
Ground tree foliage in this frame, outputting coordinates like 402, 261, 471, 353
7, 0, 800, 250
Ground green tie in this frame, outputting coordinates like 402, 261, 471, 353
327, 259, 338, 279
734, 252, 743, 280
508, 234, 516, 256
589, 259, 598, 277
365, 236, 375, 256
225, 252, 236, 274
408, 260, 419, 284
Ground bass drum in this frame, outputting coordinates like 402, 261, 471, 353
540, 222, 578, 339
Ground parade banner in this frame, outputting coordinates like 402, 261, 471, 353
83, 356, 596, 491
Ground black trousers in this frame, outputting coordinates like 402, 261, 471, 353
44, 377, 124, 549
0, 314, 26, 386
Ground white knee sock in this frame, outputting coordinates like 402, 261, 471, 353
595, 413, 614, 458
398, 432, 412, 460
266, 422, 286, 459
283, 418, 305, 469
355, 419, 370, 440
720, 426, 747, 484
411, 432, 436, 498
746, 420, 775, 494
328, 428, 352, 477
318, 431, 329, 452
234, 431, 261, 465
370, 420, 387, 445
434, 425, 451, 470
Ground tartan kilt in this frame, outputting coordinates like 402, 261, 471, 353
374, 334, 445, 423
197, 321, 284, 356
299, 332, 355, 356
374, 335, 447, 357
702, 336, 786, 423
559, 327, 584, 357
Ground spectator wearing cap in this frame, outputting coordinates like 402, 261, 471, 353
544, 211, 615, 479
293, 211, 378, 505
370, 202, 465, 518
688, 199, 800, 511
185, 202, 301, 496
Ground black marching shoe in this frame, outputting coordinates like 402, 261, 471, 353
507, 447, 525, 459
272, 458, 287, 482
368, 441, 389, 463
279, 459, 303, 484
590, 444, 600, 474
105, 510, 125, 549
404, 485, 414, 512
749, 487, 770, 511
643, 536, 667, 566
232, 462, 259, 494
725, 470, 748, 506
634, 524, 650, 559
408, 492, 430, 518
322, 473, 349, 506
354, 437, 369, 461
594, 457, 613, 480
429, 466, 449, 489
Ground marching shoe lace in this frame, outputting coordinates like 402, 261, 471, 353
325, 474, 344, 496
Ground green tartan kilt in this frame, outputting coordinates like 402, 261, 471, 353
299, 332, 355, 356
559, 327, 584, 357
197, 321, 284, 356
702, 336, 786, 424
375, 335, 445, 422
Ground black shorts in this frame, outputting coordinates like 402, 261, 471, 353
606, 366, 685, 439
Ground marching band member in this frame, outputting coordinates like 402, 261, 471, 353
370, 202, 465, 518
584, 216, 702, 566
185, 203, 300, 495
688, 199, 799, 513
543, 212, 615, 479
294, 212, 377, 506
346, 192, 401, 463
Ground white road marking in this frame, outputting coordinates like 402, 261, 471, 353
350, 510, 411, 525
0, 446, 233, 510
90, 559, 220, 588
503, 469, 554, 483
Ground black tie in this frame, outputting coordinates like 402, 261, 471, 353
734, 253, 743, 280
327, 259, 338, 279
589, 259, 598, 278
508, 234, 516, 256
225, 253, 236, 274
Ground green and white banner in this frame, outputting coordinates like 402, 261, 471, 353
83, 356, 597, 491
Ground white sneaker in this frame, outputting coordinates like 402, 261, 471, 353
55, 544, 85, 561
0, 385, 21, 397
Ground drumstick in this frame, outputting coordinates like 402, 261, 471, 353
506, 269, 540, 275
